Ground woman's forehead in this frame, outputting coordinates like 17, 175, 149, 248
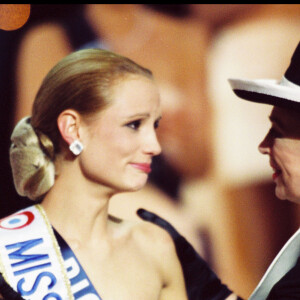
271, 106, 300, 119
88, 76, 161, 122
271, 106, 300, 130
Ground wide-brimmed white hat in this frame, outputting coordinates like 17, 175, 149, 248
228, 42, 300, 110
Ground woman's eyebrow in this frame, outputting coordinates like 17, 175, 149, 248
125, 113, 150, 119
269, 115, 285, 131
123, 113, 162, 122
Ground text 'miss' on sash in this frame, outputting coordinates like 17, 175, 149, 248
0, 205, 102, 300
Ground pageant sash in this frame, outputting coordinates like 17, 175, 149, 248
53, 230, 101, 299
0, 205, 102, 300
249, 227, 300, 299
0, 205, 73, 299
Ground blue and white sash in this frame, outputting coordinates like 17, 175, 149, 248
0, 205, 102, 300
54, 230, 101, 299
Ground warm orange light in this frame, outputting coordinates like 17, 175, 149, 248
0, 4, 31, 31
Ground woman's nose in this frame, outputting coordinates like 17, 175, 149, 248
144, 131, 162, 156
258, 132, 272, 155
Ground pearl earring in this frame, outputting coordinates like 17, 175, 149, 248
69, 140, 83, 156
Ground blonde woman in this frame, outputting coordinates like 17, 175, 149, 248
0, 48, 187, 300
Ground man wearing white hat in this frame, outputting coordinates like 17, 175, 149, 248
139, 41, 300, 300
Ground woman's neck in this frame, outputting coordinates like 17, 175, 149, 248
41, 160, 116, 246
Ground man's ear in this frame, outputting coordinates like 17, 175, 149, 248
57, 110, 81, 146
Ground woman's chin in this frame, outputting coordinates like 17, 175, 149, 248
275, 187, 287, 201
120, 181, 147, 193
275, 187, 300, 203
129, 183, 147, 192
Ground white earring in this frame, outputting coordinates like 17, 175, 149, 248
69, 140, 83, 156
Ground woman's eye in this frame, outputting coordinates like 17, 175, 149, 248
154, 119, 160, 129
127, 120, 141, 130
269, 127, 282, 138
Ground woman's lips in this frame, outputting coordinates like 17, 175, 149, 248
130, 163, 152, 174
272, 170, 282, 180
270, 160, 282, 180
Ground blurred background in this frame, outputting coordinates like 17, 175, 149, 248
1, 4, 300, 298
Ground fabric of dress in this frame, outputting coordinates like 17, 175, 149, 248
267, 257, 300, 299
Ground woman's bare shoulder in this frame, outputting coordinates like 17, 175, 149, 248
126, 218, 188, 299
109, 213, 176, 262
129, 218, 176, 259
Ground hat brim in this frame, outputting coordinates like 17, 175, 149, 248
228, 78, 300, 110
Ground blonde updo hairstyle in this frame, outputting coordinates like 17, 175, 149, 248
10, 48, 153, 201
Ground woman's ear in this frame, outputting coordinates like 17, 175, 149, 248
57, 110, 81, 146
